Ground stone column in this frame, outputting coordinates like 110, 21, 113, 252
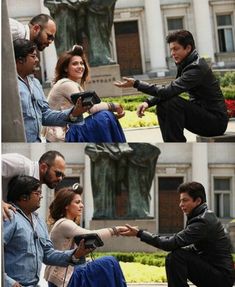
144, 0, 167, 75
192, 0, 215, 61
192, 143, 209, 204
2, 0, 26, 142
84, 154, 94, 228
40, 0, 58, 82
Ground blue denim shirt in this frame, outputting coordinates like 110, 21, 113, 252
4, 208, 75, 287
18, 75, 83, 142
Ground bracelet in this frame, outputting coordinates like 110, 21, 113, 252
111, 226, 119, 236
108, 102, 116, 112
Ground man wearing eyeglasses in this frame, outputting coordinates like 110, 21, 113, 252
4, 175, 91, 287
10, 14, 56, 51
2, 151, 66, 220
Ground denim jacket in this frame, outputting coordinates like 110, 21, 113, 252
4, 208, 75, 287
18, 75, 83, 142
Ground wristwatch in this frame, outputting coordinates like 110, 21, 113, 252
69, 113, 77, 122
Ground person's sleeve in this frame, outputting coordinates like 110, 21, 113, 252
137, 219, 207, 251
1, 154, 30, 178
4, 213, 18, 287
59, 220, 112, 240
34, 81, 84, 126
38, 220, 74, 266
4, 273, 16, 287
57, 81, 82, 104
134, 64, 204, 107
4, 211, 17, 244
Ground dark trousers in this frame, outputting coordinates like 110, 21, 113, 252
157, 97, 228, 142
165, 249, 234, 287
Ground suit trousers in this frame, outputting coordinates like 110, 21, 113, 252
165, 249, 234, 287
157, 97, 228, 142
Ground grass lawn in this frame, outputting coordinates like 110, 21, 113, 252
120, 262, 166, 283
119, 110, 158, 129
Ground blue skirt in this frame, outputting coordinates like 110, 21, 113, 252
66, 111, 126, 142
68, 256, 127, 287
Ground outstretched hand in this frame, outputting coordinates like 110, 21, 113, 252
119, 224, 139, 237
114, 77, 135, 88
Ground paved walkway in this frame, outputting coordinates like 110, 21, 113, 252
124, 119, 235, 142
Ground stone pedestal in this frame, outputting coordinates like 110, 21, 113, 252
90, 219, 158, 252
86, 64, 122, 98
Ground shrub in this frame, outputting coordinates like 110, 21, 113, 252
222, 86, 235, 100
219, 72, 235, 87
93, 251, 168, 267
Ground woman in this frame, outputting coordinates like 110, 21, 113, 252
45, 45, 126, 142
44, 185, 127, 287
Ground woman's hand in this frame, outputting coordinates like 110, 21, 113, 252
113, 103, 125, 119
119, 224, 139, 237
114, 77, 135, 88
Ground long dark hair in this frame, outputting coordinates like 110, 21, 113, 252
54, 45, 89, 88
49, 185, 83, 223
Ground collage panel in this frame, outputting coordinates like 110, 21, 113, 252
2, 0, 235, 287
2, 143, 235, 286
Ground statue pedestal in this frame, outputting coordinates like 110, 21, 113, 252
87, 64, 122, 98
90, 219, 158, 252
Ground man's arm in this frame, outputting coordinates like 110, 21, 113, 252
121, 220, 208, 251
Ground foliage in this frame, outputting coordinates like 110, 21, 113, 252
218, 71, 235, 87
92, 252, 235, 283
222, 86, 235, 100
120, 262, 166, 283
93, 251, 167, 267
102, 94, 156, 112
119, 110, 158, 128
225, 99, 235, 117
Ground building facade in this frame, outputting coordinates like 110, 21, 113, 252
7, 0, 235, 82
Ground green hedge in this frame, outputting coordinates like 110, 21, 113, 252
102, 95, 156, 112
93, 251, 235, 267
93, 252, 167, 267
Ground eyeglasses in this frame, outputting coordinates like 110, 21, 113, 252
39, 25, 55, 41
31, 190, 42, 196
54, 170, 65, 179
28, 53, 38, 60
45, 32, 55, 41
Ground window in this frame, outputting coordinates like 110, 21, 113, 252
214, 178, 231, 218
216, 14, 235, 52
167, 18, 183, 32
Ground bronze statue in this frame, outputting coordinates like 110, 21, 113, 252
85, 143, 161, 219
44, 0, 116, 66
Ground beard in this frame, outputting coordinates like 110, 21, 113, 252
33, 32, 46, 51
42, 169, 58, 189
